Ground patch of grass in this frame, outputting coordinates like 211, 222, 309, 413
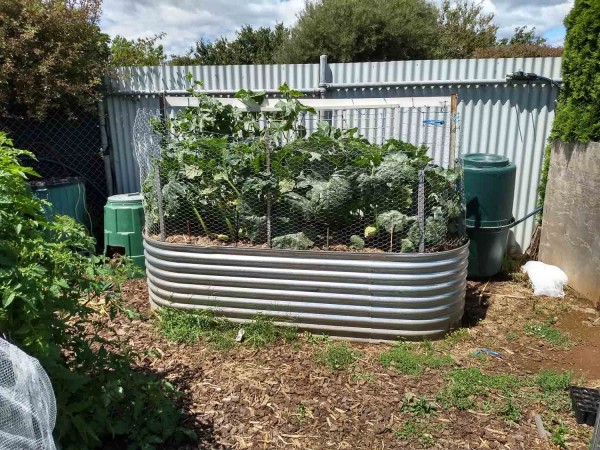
158, 310, 296, 349
535, 369, 571, 392
437, 367, 522, 411
441, 328, 471, 348
314, 341, 361, 371
380, 342, 453, 376
498, 398, 521, 424
505, 330, 519, 342
352, 371, 376, 384
550, 421, 569, 449
524, 319, 570, 347
293, 402, 312, 425
394, 420, 436, 447
401, 392, 437, 417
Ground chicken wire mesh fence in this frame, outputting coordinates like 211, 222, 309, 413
0, 113, 107, 247
134, 104, 466, 254
0, 338, 57, 450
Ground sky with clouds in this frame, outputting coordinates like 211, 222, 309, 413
100, 0, 574, 56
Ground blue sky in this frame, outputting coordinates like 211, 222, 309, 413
100, 0, 573, 56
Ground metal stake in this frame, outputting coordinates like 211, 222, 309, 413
265, 128, 272, 248
418, 169, 425, 253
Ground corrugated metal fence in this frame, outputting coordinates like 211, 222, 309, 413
104, 57, 562, 250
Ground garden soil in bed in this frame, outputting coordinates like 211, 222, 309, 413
97, 273, 600, 449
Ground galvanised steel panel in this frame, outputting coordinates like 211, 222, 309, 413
144, 237, 469, 341
106, 57, 562, 249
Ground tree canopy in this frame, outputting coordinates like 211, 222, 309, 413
0, 0, 109, 119
274, 0, 440, 63
551, 0, 600, 142
171, 24, 289, 65
110, 33, 166, 66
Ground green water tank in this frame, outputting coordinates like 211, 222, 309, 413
31, 177, 88, 227
104, 193, 145, 271
463, 154, 516, 277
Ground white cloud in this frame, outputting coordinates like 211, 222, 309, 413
100, 0, 573, 56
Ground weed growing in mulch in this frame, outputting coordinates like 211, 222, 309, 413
314, 341, 362, 371
394, 420, 438, 447
524, 318, 571, 347
380, 342, 453, 375
157, 309, 297, 349
400, 392, 437, 417
437, 367, 521, 410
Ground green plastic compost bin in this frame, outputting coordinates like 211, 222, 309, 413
31, 177, 89, 227
463, 154, 516, 277
104, 193, 145, 272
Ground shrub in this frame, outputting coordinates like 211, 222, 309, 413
0, 132, 187, 449
552, 0, 600, 143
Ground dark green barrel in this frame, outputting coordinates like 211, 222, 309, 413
31, 177, 88, 227
104, 193, 145, 271
463, 154, 516, 277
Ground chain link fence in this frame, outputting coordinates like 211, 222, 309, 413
134, 102, 466, 254
0, 113, 107, 247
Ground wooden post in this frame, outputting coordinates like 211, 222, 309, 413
450, 93, 458, 169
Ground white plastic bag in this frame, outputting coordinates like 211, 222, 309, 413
522, 261, 568, 298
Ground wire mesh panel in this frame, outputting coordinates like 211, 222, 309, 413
134, 99, 465, 254
0, 113, 106, 247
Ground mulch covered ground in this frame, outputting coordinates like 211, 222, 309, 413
98, 273, 600, 450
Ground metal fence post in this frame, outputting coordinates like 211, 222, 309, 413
265, 128, 272, 248
418, 169, 425, 253
98, 98, 114, 197
450, 93, 458, 169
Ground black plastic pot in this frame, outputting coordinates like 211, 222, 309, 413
570, 386, 600, 426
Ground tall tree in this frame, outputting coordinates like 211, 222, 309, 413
0, 0, 109, 119
435, 0, 497, 59
171, 24, 288, 65
274, 0, 439, 63
499, 26, 547, 46
552, 0, 600, 142
110, 33, 166, 67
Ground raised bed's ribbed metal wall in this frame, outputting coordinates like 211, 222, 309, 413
144, 237, 469, 341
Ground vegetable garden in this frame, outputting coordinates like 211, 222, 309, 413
135, 83, 466, 253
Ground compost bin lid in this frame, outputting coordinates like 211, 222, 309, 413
463, 153, 510, 168
107, 193, 143, 203
29, 176, 85, 189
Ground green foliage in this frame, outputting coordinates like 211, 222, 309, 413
552, 0, 600, 142
349, 235, 365, 250
436, 0, 497, 59
0, 0, 109, 119
536, 143, 552, 222
146, 80, 464, 253
394, 420, 436, 447
0, 132, 186, 449
379, 342, 453, 376
314, 341, 361, 371
172, 24, 289, 65
274, 0, 439, 63
158, 309, 296, 349
110, 33, 166, 67
550, 421, 569, 449
437, 368, 521, 410
524, 319, 570, 347
401, 392, 437, 417
498, 26, 547, 46
535, 369, 572, 393
272, 232, 314, 250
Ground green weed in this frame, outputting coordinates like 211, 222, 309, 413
441, 328, 471, 347
505, 330, 519, 342
498, 398, 521, 424
394, 420, 436, 447
158, 310, 296, 349
380, 342, 453, 376
535, 369, 572, 392
314, 341, 361, 371
352, 371, 377, 384
524, 319, 570, 347
550, 421, 569, 449
294, 402, 312, 424
401, 392, 437, 417
437, 367, 521, 410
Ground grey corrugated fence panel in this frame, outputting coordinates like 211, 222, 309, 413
105, 57, 561, 249
144, 237, 469, 341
